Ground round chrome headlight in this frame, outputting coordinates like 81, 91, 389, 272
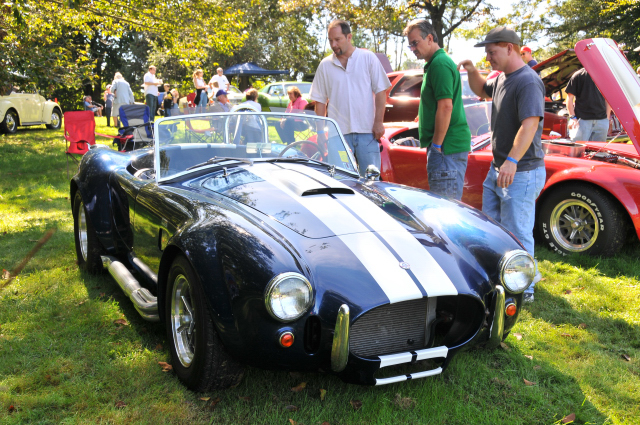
499, 250, 535, 293
265, 272, 313, 322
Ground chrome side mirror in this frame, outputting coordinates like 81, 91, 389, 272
365, 165, 380, 181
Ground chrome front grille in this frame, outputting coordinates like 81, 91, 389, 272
350, 298, 433, 358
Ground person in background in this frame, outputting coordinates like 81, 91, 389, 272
566, 68, 611, 142
103, 85, 114, 126
143, 65, 162, 118
215, 90, 231, 112
193, 69, 208, 111
237, 88, 263, 142
111, 72, 135, 128
404, 18, 470, 200
210, 68, 230, 93
636, 66, 640, 78
276, 86, 308, 144
163, 87, 174, 117
459, 27, 546, 303
237, 88, 262, 111
83, 95, 103, 117
309, 19, 391, 177
521, 46, 538, 68
158, 83, 170, 115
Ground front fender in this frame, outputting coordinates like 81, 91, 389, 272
541, 163, 640, 240
0, 100, 16, 123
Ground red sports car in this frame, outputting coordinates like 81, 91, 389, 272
379, 39, 640, 257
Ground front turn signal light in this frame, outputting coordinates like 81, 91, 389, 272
505, 303, 517, 317
279, 331, 294, 348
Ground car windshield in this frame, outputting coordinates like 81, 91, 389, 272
228, 86, 241, 94
465, 102, 492, 138
154, 112, 358, 181
286, 83, 311, 94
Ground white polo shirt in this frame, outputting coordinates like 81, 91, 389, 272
209, 75, 230, 91
144, 72, 159, 96
310, 48, 390, 134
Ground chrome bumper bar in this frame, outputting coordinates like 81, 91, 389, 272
487, 285, 505, 348
375, 346, 448, 385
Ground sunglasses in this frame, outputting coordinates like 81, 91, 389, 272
408, 39, 420, 49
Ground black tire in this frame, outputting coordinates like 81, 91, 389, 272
46, 109, 62, 130
538, 184, 627, 256
165, 255, 243, 392
1, 110, 18, 134
73, 191, 105, 273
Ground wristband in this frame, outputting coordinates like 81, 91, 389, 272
432, 143, 442, 149
570, 116, 577, 120
506, 156, 519, 164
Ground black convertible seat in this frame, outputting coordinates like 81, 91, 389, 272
159, 144, 248, 172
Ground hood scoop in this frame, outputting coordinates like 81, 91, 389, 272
273, 169, 354, 197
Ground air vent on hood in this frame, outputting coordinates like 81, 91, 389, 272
302, 187, 354, 196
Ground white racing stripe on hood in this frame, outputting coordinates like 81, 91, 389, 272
288, 165, 458, 297
249, 163, 456, 301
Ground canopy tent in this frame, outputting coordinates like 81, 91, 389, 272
224, 62, 289, 91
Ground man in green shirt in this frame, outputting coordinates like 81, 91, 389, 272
403, 19, 471, 200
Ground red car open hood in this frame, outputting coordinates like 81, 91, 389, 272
533, 49, 582, 98
576, 38, 640, 155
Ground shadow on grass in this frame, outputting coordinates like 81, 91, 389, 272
536, 241, 640, 281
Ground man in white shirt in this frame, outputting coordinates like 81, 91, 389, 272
209, 68, 230, 93
143, 65, 162, 118
310, 19, 390, 176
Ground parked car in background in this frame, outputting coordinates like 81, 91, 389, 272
384, 70, 489, 122
256, 82, 311, 111
224, 85, 244, 106
380, 39, 640, 257
0, 86, 62, 134
70, 109, 535, 391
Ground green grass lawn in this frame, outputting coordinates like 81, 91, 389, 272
0, 118, 639, 424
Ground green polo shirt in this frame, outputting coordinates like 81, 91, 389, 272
418, 48, 471, 154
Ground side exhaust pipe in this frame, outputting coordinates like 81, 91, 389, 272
101, 256, 159, 322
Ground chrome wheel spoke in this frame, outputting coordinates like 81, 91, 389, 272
550, 198, 599, 252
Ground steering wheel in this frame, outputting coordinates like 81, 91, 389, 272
278, 140, 327, 159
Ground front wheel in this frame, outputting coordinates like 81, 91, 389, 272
166, 255, 243, 392
46, 109, 62, 130
73, 191, 105, 273
538, 184, 627, 256
1, 110, 18, 134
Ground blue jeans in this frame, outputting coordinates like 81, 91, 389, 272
482, 166, 546, 294
572, 118, 609, 142
343, 133, 380, 177
427, 145, 469, 200
145, 94, 158, 118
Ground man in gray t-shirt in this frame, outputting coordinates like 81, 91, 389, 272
459, 27, 546, 303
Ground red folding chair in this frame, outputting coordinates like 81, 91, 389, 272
186, 92, 196, 108
64, 111, 119, 178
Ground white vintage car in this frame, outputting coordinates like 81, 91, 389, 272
0, 89, 63, 134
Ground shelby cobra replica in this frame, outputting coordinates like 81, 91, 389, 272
381, 38, 640, 257
71, 110, 535, 391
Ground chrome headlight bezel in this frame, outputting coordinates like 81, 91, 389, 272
499, 250, 535, 293
264, 272, 314, 322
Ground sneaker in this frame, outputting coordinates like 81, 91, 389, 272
523, 293, 534, 303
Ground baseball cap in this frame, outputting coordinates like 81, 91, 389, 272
521, 46, 532, 53
106, 84, 111, 89
216, 89, 228, 97
474, 27, 522, 47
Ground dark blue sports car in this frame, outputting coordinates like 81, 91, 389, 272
70, 111, 535, 391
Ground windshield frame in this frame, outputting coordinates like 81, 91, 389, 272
153, 111, 360, 183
